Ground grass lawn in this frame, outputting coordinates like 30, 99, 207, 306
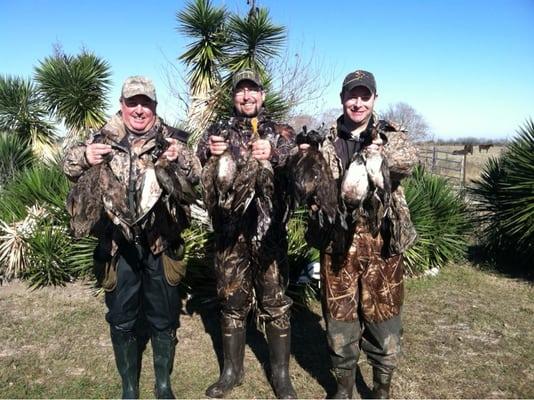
0, 263, 532, 398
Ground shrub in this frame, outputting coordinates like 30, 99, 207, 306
0, 160, 70, 223
0, 132, 34, 189
470, 119, 534, 275
403, 165, 471, 274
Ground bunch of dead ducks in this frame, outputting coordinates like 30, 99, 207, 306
200, 118, 274, 242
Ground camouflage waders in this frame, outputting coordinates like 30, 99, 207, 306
207, 227, 295, 398
322, 221, 403, 398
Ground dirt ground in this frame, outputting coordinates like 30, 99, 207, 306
0, 263, 532, 399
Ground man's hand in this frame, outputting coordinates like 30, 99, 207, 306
209, 135, 228, 156
252, 139, 272, 160
162, 138, 180, 161
85, 143, 112, 166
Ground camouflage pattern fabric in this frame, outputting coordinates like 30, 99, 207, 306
216, 230, 292, 330
63, 112, 201, 256
197, 111, 295, 329
321, 220, 404, 323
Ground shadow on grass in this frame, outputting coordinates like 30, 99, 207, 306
185, 289, 338, 397
467, 245, 533, 282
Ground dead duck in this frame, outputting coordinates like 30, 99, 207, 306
288, 125, 339, 228
201, 118, 274, 241
340, 127, 391, 237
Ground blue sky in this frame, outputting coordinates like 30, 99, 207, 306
1, 0, 533, 139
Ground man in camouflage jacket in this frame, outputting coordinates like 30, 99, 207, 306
303, 70, 417, 399
63, 76, 200, 399
196, 69, 297, 399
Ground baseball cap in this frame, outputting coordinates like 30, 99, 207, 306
121, 76, 157, 102
341, 70, 376, 95
232, 69, 262, 90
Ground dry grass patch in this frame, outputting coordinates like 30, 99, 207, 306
1, 263, 532, 398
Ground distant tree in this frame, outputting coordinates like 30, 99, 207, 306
380, 102, 431, 142
316, 107, 339, 129
288, 114, 319, 132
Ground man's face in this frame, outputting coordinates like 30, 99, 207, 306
233, 80, 265, 117
120, 95, 157, 134
341, 86, 376, 128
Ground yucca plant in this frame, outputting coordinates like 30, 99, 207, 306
34, 50, 111, 144
25, 225, 73, 288
65, 235, 99, 279
0, 160, 70, 223
0, 205, 49, 283
470, 119, 534, 274
403, 165, 472, 275
0, 132, 34, 188
176, 0, 289, 142
0, 75, 56, 149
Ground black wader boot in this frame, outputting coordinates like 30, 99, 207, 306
111, 328, 139, 399
205, 327, 246, 398
371, 368, 392, 399
152, 329, 177, 399
332, 368, 356, 399
266, 323, 297, 399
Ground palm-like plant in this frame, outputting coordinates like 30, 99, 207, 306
403, 165, 471, 274
0, 160, 70, 223
0, 75, 56, 148
176, 0, 288, 141
0, 132, 34, 188
225, 8, 285, 75
470, 119, 534, 272
177, 0, 228, 96
34, 51, 111, 142
0, 205, 49, 283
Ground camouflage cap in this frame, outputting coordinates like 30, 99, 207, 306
121, 76, 157, 102
341, 70, 376, 95
232, 68, 262, 90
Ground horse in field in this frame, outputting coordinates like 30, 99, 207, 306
463, 143, 473, 155
452, 143, 473, 156
479, 143, 493, 152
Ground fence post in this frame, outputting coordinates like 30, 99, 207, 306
462, 153, 467, 187
432, 146, 436, 172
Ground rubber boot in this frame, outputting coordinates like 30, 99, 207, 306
205, 327, 246, 398
266, 323, 297, 399
136, 318, 150, 385
332, 369, 356, 399
371, 368, 392, 399
152, 329, 177, 399
110, 328, 139, 399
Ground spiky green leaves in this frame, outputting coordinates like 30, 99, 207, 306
177, 0, 229, 95
34, 51, 111, 136
403, 166, 471, 274
0, 75, 56, 142
471, 119, 534, 270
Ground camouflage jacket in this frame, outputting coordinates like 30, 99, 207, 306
308, 115, 418, 256
196, 111, 296, 231
63, 113, 201, 255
